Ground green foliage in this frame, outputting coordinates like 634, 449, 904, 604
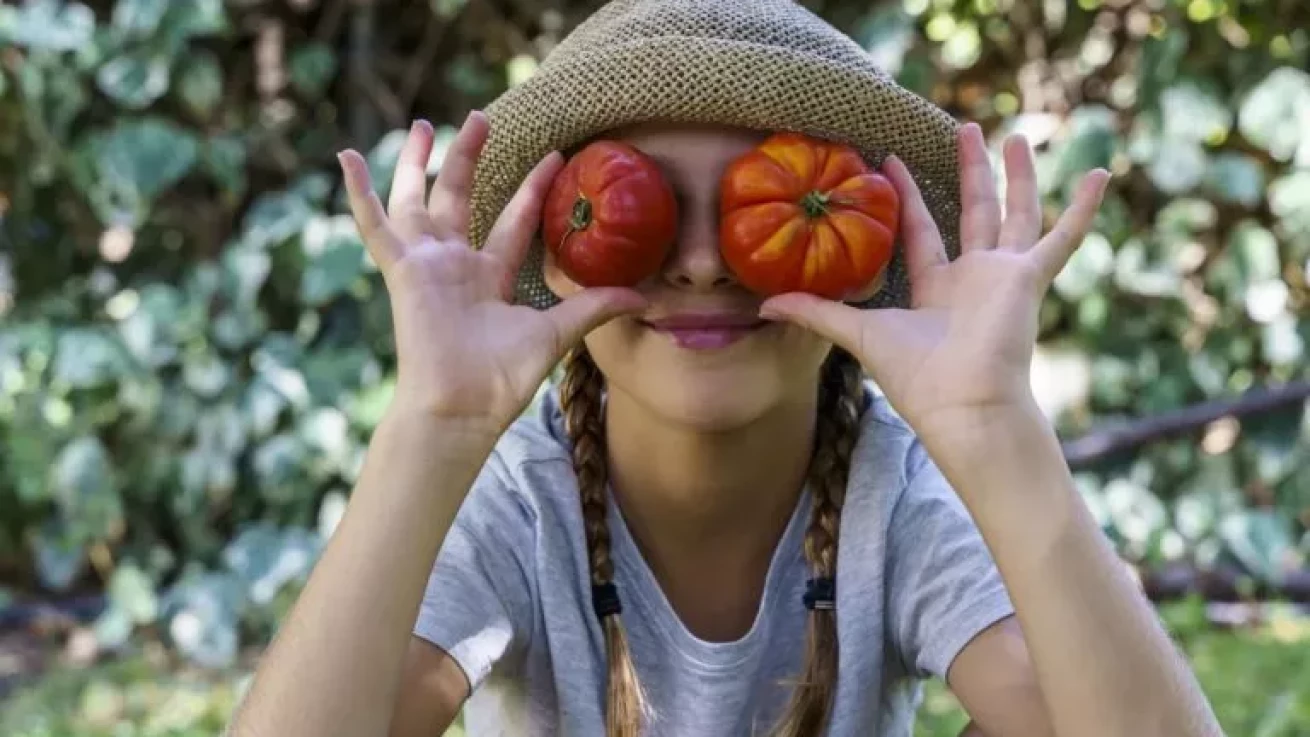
1, 0, 1309, 713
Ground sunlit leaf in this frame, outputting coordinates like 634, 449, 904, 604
96, 51, 171, 109
1238, 67, 1310, 164
0, 0, 95, 51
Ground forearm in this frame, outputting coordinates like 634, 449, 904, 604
227, 409, 496, 737
926, 401, 1220, 737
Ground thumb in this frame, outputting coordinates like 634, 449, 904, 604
759, 293, 869, 359
544, 287, 649, 355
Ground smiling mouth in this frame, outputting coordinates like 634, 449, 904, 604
639, 313, 769, 350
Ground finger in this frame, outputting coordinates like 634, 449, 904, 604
758, 292, 869, 359
1031, 169, 1111, 282
958, 123, 1001, 253
882, 155, 946, 277
338, 150, 403, 271
388, 120, 438, 241
428, 111, 491, 237
483, 151, 565, 267
997, 134, 1042, 250
543, 288, 649, 358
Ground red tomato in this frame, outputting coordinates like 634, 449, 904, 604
541, 140, 678, 288
718, 132, 900, 299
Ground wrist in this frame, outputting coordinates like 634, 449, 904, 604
914, 398, 1070, 505
372, 405, 503, 467
912, 394, 1051, 460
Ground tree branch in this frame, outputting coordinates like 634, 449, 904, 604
1063, 380, 1310, 469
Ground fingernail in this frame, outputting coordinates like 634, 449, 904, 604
758, 306, 780, 321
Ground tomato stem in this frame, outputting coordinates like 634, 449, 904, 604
570, 196, 593, 230
800, 191, 829, 218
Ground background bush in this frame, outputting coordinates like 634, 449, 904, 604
2, 0, 1310, 732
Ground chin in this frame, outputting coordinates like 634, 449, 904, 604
585, 317, 824, 433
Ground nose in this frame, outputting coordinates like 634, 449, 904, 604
660, 202, 738, 291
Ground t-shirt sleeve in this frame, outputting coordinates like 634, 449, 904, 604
884, 441, 1015, 680
413, 450, 537, 689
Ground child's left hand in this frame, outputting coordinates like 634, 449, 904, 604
758, 122, 1110, 447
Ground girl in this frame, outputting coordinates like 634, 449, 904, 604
227, 1, 1221, 735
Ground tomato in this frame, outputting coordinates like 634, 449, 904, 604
541, 140, 678, 288
718, 132, 900, 300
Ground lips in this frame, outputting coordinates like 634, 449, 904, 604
640, 311, 768, 350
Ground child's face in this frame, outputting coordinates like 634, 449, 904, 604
543, 122, 835, 431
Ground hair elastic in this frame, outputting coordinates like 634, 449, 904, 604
803, 577, 836, 611
592, 582, 622, 618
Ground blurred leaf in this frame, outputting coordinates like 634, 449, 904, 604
177, 50, 223, 117
32, 520, 87, 592
1047, 106, 1116, 197
241, 191, 314, 250
1054, 231, 1114, 299
112, 0, 170, 38
1148, 138, 1207, 194
163, 572, 245, 668
1268, 172, 1310, 236
183, 350, 231, 399
53, 328, 131, 388
1161, 81, 1232, 142
1204, 153, 1265, 207
161, 0, 229, 43
75, 118, 200, 226
202, 133, 248, 197
252, 434, 309, 503
96, 51, 170, 109
222, 523, 321, 606
0, 0, 96, 51
289, 43, 338, 98
108, 563, 159, 624
1239, 67, 1310, 165
1221, 509, 1298, 584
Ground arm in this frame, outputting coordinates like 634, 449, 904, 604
926, 401, 1220, 737
226, 409, 492, 737
948, 617, 1053, 737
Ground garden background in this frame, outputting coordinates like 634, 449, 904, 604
3, 0, 1310, 734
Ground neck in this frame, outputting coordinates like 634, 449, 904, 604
604, 387, 818, 560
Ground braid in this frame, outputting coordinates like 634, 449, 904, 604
559, 346, 650, 737
769, 347, 866, 737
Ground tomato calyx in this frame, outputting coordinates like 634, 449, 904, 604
569, 196, 593, 231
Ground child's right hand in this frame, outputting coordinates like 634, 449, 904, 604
337, 113, 648, 441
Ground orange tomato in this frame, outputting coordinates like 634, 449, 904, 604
718, 132, 899, 299
541, 140, 678, 288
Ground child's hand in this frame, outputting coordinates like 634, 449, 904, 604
758, 123, 1110, 447
338, 113, 648, 440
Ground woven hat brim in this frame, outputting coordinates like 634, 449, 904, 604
467, 37, 963, 311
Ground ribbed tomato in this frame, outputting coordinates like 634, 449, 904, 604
718, 132, 900, 300
541, 140, 678, 288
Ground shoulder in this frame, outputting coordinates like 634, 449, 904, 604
847, 382, 936, 506
460, 387, 580, 529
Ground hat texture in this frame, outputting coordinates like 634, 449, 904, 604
467, 0, 963, 310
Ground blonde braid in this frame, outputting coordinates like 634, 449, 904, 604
769, 347, 865, 737
559, 346, 650, 737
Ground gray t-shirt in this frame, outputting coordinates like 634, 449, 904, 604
414, 384, 1014, 736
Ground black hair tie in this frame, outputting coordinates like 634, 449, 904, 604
803, 577, 836, 611
592, 582, 622, 618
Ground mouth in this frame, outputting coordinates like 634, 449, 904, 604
639, 311, 769, 351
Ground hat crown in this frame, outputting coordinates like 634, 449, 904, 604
545, 0, 875, 74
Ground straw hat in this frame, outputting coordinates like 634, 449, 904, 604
466, 0, 962, 310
